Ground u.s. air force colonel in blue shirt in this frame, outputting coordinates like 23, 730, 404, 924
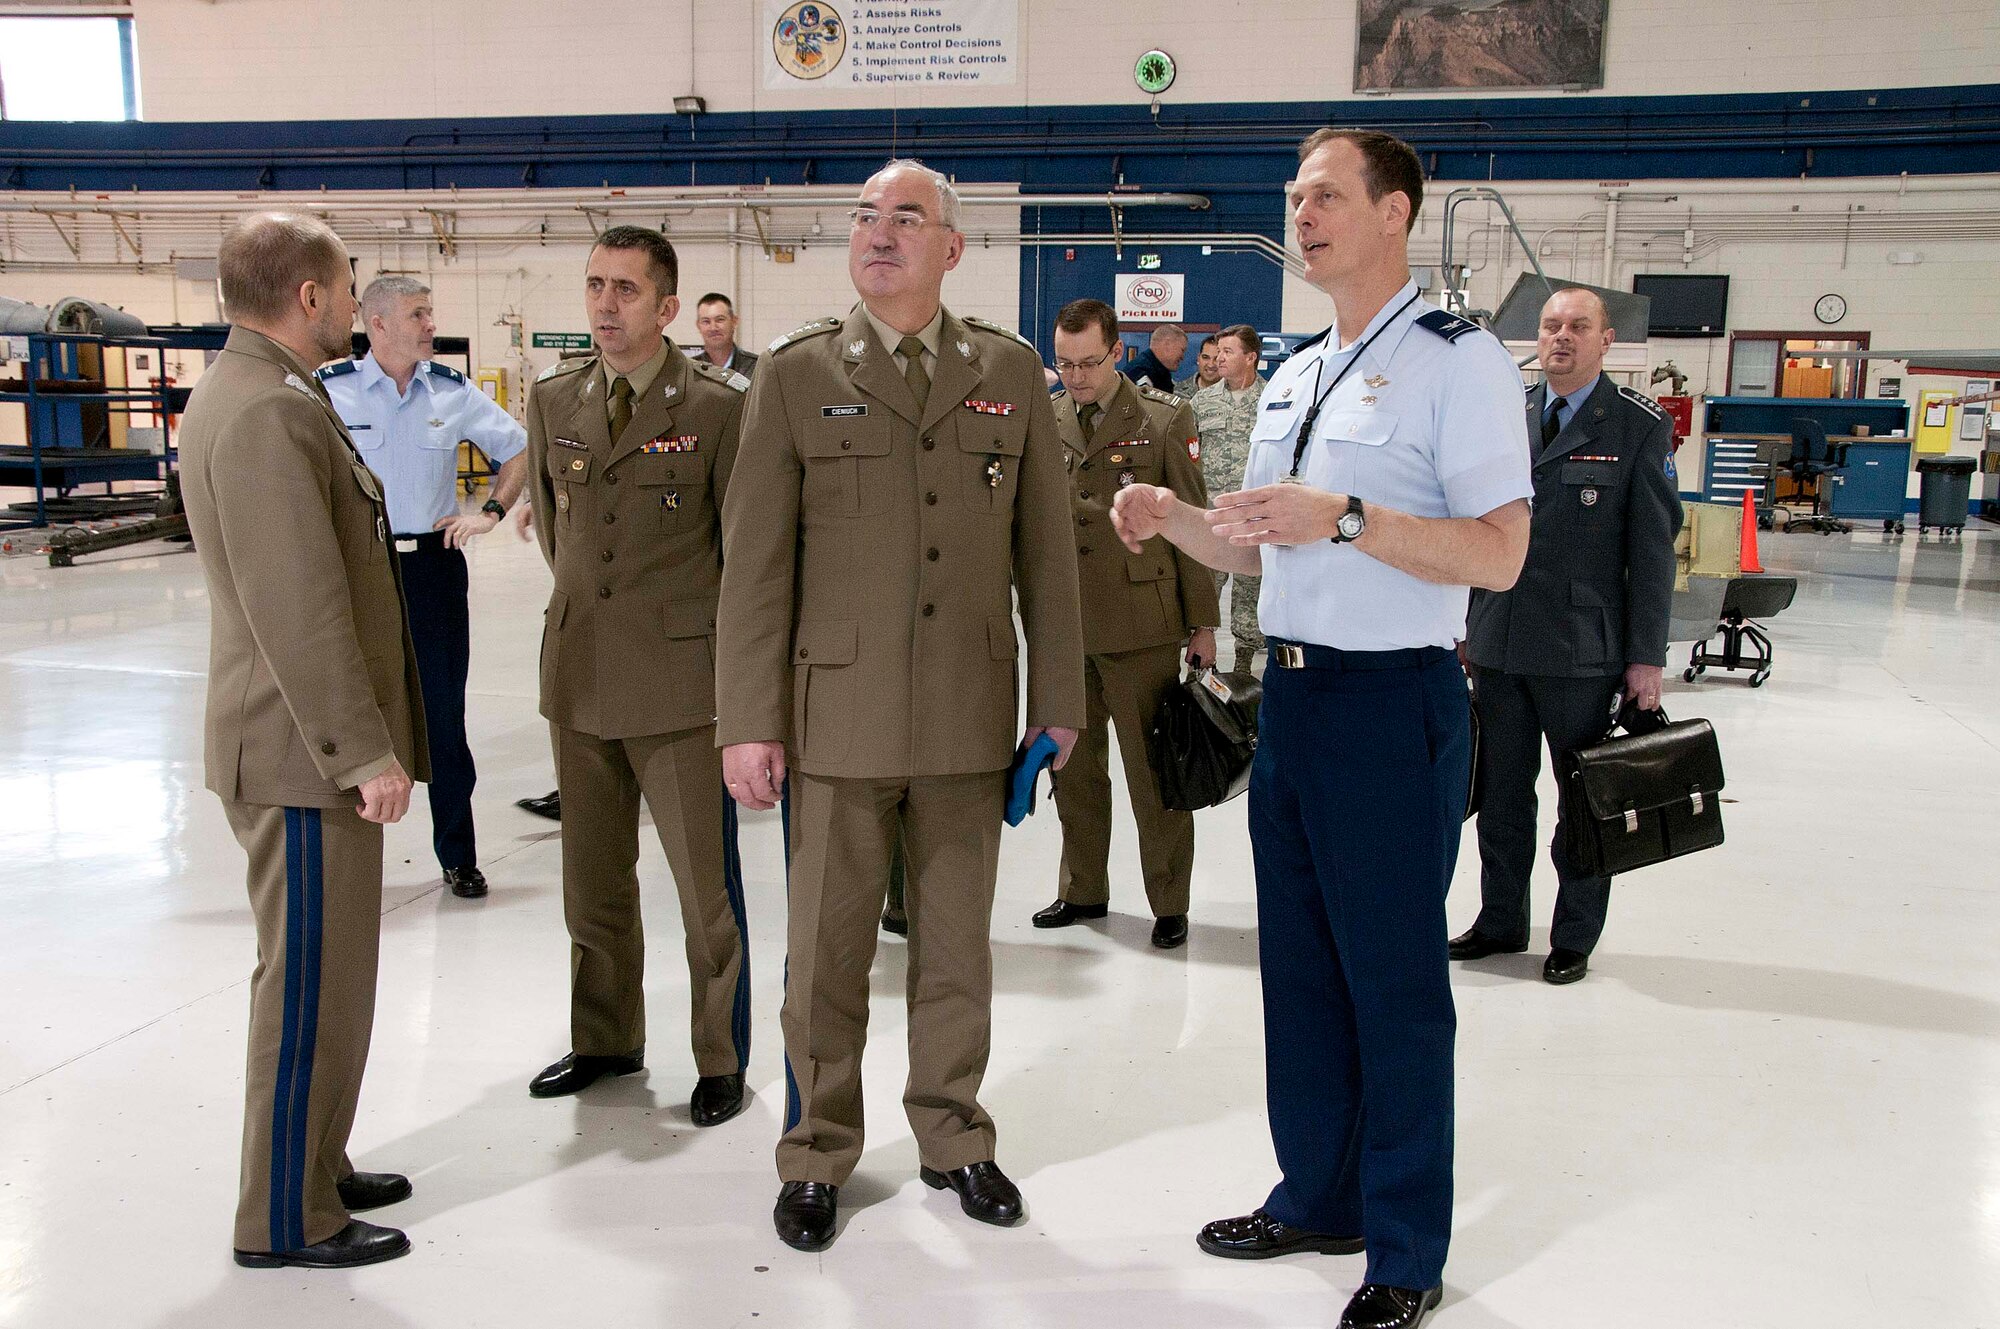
319, 276, 528, 901
1114, 130, 1530, 1329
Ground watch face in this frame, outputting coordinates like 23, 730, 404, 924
1338, 512, 1365, 539
1814, 293, 1847, 325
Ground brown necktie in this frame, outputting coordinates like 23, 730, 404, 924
608, 375, 634, 442
1079, 403, 1101, 439
898, 335, 930, 412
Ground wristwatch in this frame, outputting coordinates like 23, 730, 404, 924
481, 499, 507, 519
1332, 495, 1366, 543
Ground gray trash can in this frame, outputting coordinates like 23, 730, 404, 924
1916, 455, 1975, 536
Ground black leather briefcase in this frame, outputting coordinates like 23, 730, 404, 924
1561, 702, 1724, 877
1148, 667, 1262, 812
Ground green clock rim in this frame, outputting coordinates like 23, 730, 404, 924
1135, 48, 1176, 95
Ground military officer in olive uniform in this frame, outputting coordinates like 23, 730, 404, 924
520, 226, 753, 1127
1031, 297, 1218, 950
1190, 324, 1269, 671
717, 159, 1086, 1254
182, 213, 429, 1270
1452, 286, 1683, 986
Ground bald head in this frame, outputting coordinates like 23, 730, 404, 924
1537, 286, 1615, 395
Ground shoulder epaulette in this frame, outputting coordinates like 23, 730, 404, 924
768, 318, 842, 353
692, 360, 752, 393
314, 360, 359, 381
1616, 383, 1666, 420
1290, 328, 1331, 355
1138, 382, 1184, 409
425, 361, 466, 384
963, 315, 1036, 351
1414, 309, 1479, 343
1050, 388, 1069, 402
536, 357, 592, 384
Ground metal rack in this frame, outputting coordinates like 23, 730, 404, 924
0, 330, 177, 532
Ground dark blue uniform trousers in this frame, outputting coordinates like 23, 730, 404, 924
1468, 666, 1621, 955
394, 536, 476, 872
1251, 647, 1470, 1290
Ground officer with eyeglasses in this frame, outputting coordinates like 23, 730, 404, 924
1112, 128, 1531, 1329
717, 158, 1085, 1254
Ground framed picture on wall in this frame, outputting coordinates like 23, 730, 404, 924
1355, 0, 1609, 92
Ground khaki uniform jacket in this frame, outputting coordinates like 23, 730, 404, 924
180, 326, 430, 808
717, 304, 1086, 778
693, 345, 760, 378
527, 339, 746, 740
1055, 375, 1219, 655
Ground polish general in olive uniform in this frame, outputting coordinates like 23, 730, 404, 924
716, 160, 1086, 1253
1031, 297, 1218, 950
182, 214, 430, 1271
521, 226, 753, 1129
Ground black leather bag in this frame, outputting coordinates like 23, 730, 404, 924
1560, 701, 1725, 876
1147, 667, 1262, 812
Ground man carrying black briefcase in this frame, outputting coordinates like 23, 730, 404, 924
1450, 288, 1684, 985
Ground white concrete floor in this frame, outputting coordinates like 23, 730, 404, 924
1, 516, 1996, 1329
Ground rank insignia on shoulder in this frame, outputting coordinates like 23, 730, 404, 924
1414, 310, 1478, 342
553, 436, 589, 451
965, 399, 1016, 416
768, 318, 841, 353
537, 358, 589, 383
725, 372, 751, 393
315, 360, 358, 380
1616, 384, 1667, 419
425, 362, 466, 384
283, 372, 316, 397
661, 490, 681, 511
642, 435, 699, 454
963, 316, 1035, 351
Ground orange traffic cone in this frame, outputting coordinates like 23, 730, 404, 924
1739, 487, 1764, 574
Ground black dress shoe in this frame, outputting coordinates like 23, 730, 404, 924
1031, 899, 1108, 929
443, 866, 487, 899
1196, 1209, 1364, 1259
919, 1161, 1024, 1226
335, 1171, 412, 1212
691, 1072, 746, 1127
880, 908, 908, 936
1150, 914, 1189, 949
774, 1181, 838, 1251
234, 1219, 410, 1269
1543, 948, 1590, 985
1339, 1283, 1442, 1329
516, 790, 562, 821
1447, 928, 1527, 961
528, 1049, 644, 1098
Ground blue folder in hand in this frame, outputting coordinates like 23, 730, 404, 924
1005, 733, 1061, 827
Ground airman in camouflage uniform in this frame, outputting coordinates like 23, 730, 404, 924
1190, 324, 1269, 670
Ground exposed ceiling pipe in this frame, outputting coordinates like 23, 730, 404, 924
1433, 173, 2000, 198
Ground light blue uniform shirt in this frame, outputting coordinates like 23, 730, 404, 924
319, 354, 527, 536
1541, 372, 1601, 436
1244, 281, 1533, 651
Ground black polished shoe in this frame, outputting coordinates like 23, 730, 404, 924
919, 1160, 1024, 1226
880, 908, 908, 936
1339, 1283, 1442, 1329
1031, 899, 1108, 929
1447, 928, 1527, 961
1150, 914, 1189, 949
516, 790, 562, 821
443, 866, 487, 899
527, 1049, 644, 1098
774, 1181, 838, 1252
1196, 1209, 1364, 1259
1544, 948, 1590, 985
691, 1072, 746, 1127
234, 1219, 411, 1269
335, 1171, 412, 1212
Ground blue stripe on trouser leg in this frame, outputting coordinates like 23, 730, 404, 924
778, 781, 801, 1133
720, 789, 752, 1071
270, 807, 325, 1252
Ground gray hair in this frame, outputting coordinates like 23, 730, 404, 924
871, 157, 962, 231
217, 212, 348, 325
361, 274, 430, 322
1149, 324, 1187, 349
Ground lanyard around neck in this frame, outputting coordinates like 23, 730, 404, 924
1290, 291, 1423, 478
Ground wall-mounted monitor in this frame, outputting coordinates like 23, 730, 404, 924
1632, 273, 1730, 338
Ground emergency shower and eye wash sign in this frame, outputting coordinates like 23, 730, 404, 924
766, 0, 1018, 88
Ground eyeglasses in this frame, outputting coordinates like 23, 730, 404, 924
1054, 351, 1116, 374
848, 207, 932, 234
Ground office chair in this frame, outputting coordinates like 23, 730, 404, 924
1780, 418, 1851, 534
1684, 575, 1799, 688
